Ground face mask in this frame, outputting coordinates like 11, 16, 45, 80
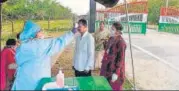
110, 29, 115, 37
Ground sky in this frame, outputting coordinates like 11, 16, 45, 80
57, 0, 124, 15
57, 0, 90, 15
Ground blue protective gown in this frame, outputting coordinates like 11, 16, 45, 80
11, 20, 74, 90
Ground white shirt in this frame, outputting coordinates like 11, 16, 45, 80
73, 31, 95, 71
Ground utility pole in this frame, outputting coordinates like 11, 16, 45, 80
166, 0, 169, 8
89, 0, 96, 33
124, 0, 136, 90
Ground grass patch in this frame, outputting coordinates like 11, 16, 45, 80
1, 20, 72, 47
124, 78, 133, 90
2, 20, 72, 32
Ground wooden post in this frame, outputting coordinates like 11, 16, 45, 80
10, 20, 14, 33
0, 3, 2, 32
48, 17, 50, 31
124, 0, 136, 90
0, 3, 2, 50
89, 0, 96, 33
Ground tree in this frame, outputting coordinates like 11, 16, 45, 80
2, 0, 74, 20
148, 0, 179, 24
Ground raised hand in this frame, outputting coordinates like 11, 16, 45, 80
71, 23, 78, 34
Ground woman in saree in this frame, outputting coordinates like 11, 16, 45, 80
1, 39, 17, 90
100, 22, 127, 90
94, 21, 110, 69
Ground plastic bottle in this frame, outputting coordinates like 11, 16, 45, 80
56, 69, 64, 88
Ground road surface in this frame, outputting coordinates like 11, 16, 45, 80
124, 29, 179, 90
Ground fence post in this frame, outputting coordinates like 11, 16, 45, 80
48, 17, 50, 31
0, 3, 2, 50
0, 3, 2, 32
10, 20, 14, 33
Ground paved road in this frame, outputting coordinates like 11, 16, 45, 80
124, 29, 179, 90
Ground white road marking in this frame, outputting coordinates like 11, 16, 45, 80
126, 41, 179, 73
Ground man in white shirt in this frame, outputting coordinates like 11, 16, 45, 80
73, 19, 95, 77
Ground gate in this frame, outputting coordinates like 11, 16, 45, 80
96, 1, 148, 34
159, 7, 179, 34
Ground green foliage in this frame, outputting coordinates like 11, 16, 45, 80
148, 0, 164, 24
1, 20, 72, 47
2, 0, 74, 20
148, 0, 179, 24
169, 0, 179, 8
124, 79, 133, 90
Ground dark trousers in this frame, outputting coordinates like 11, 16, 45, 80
74, 70, 91, 77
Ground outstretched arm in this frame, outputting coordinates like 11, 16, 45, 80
47, 27, 77, 56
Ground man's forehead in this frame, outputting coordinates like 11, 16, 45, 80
78, 23, 84, 26
78, 22, 83, 25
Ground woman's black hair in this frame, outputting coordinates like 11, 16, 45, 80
6, 39, 16, 46
17, 33, 20, 40
113, 22, 123, 31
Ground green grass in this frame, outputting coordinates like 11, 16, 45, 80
2, 20, 72, 32
35, 20, 73, 31
124, 79, 134, 90
1, 20, 72, 47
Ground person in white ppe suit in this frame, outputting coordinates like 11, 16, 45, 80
11, 20, 77, 90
